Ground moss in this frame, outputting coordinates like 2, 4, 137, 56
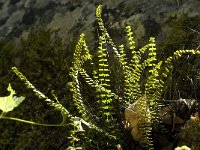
178, 119, 200, 149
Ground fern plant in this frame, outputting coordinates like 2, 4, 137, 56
1, 4, 200, 150
68, 5, 200, 149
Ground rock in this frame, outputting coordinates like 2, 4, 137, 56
159, 98, 198, 126
0, 0, 199, 50
177, 117, 200, 149
124, 100, 143, 142
175, 145, 191, 150
125, 97, 199, 148
124, 96, 151, 142
159, 104, 185, 125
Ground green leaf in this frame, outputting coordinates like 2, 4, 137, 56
0, 84, 25, 113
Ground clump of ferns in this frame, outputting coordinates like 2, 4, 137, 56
68, 5, 200, 149
11, 67, 115, 148
8, 4, 200, 149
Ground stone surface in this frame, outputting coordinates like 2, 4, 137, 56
0, 0, 199, 47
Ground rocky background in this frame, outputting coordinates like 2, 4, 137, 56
0, 0, 200, 150
0, 0, 199, 47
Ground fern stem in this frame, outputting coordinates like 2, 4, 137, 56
0, 116, 65, 126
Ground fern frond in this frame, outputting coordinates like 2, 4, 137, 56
11, 67, 117, 141
97, 34, 115, 123
96, 5, 114, 46
79, 69, 122, 103
11, 67, 71, 119
122, 26, 140, 105
69, 34, 92, 120
126, 26, 137, 64
162, 50, 200, 84
118, 45, 128, 67
143, 38, 161, 123
96, 5, 121, 61
156, 50, 200, 93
